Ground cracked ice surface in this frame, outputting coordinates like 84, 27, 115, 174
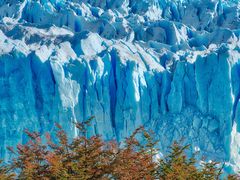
0, 0, 240, 173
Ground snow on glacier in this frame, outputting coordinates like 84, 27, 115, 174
0, 0, 240, 173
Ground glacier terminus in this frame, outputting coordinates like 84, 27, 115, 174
1, 0, 240, 173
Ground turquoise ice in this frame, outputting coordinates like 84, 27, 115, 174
0, 0, 240, 173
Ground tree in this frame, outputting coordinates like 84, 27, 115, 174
1, 117, 238, 179
109, 127, 157, 179
156, 141, 224, 180
0, 160, 15, 180
10, 130, 49, 179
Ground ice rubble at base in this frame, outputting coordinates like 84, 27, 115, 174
0, 0, 240, 173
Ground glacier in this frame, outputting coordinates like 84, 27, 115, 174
0, 0, 240, 173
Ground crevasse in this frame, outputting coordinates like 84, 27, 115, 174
0, 0, 240, 173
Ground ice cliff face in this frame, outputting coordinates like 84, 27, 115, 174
1, 0, 240, 172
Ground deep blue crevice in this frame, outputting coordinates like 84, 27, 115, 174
109, 49, 118, 130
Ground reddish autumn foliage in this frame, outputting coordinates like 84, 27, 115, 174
0, 117, 238, 179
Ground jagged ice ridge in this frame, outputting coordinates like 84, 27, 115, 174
0, 0, 240, 173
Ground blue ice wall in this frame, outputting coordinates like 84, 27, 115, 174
0, 0, 240, 172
